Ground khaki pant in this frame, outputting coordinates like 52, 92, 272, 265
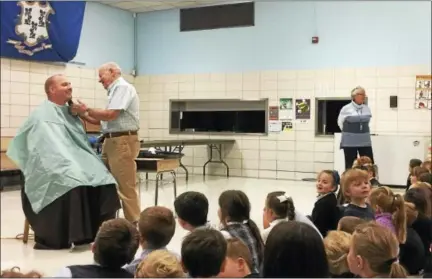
102, 135, 140, 222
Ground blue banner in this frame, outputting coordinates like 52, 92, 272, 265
0, 1, 86, 62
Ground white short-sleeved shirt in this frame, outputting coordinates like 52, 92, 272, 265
101, 77, 140, 133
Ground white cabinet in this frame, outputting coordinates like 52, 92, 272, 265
334, 133, 429, 186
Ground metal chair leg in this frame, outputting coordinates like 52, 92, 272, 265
155, 172, 160, 206
171, 171, 177, 199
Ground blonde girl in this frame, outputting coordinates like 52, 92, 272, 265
347, 222, 408, 278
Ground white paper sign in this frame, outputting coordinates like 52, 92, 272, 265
268, 120, 282, 133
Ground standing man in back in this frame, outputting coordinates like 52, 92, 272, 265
73, 62, 141, 224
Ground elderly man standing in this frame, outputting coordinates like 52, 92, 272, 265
73, 62, 141, 224
6, 74, 121, 250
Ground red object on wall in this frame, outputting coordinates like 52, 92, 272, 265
312, 36, 319, 44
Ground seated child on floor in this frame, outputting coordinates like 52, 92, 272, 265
1, 267, 42, 278
337, 216, 368, 234
124, 206, 176, 274
263, 221, 329, 278
174, 191, 211, 231
365, 164, 381, 187
419, 172, 432, 185
339, 168, 374, 220
323, 230, 355, 278
399, 202, 426, 275
135, 250, 185, 278
218, 190, 264, 273
181, 229, 227, 278
311, 170, 340, 237
408, 159, 423, 189
352, 156, 380, 187
262, 191, 321, 243
352, 156, 373, 168
369, 186, 407, 244
410, 166, 430, 187
422, 160, 431, 173
217, 238, 259, 278
405, 186, 432, 264
407, 159, 423, 190
57, 218, 140, 278
348, 222, 408, 278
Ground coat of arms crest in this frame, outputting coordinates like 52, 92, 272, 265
6, 1, 55, 56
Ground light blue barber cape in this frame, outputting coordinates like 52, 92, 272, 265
6, 100, 116, 214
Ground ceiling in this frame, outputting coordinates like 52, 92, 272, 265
99, 0, 236, 13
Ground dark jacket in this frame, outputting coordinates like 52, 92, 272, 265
399, 227, 425, 275
311, 193, 339, 237
412, 215, 432, 260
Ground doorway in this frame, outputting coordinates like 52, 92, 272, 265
316, 98, 351, 135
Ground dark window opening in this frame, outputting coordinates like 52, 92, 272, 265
316, 99, 351, 135
179, 110, 265, 134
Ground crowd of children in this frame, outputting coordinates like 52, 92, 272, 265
1, 156, 431, 278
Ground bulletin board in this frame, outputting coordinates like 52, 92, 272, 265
415, 75, 432, 109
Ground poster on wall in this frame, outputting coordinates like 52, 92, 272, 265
281, 121, 293, 132
295, 98, 311, 119
279, 98, 293, 120
268, 120, 282, 133
269, 106, 279, 120
414, 75, 432, 110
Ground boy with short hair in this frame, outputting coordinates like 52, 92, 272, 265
174, 191, 210, 231
339, 168, 374, 220
124, 206, 176, 274
181, 229, 227, 278
218, 238, 259, 278
56, 218, 139, 278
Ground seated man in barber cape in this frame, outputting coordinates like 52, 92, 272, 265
6, 74, 121, 250
337, 86, 374, 170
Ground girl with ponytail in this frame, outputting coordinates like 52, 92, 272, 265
311, 170, 341, 237
347, 222, 408, 278
218, 190, 264, 273
262, 191, 321, 243
369, 186, 407, 244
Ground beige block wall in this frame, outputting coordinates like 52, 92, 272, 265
134, 65, 432, 179
1, 58, 431, 180
0, 58, 135, 137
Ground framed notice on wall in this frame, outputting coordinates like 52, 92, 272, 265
415, 75, 432, 110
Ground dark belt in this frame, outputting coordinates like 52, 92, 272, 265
104, 131, 138, 138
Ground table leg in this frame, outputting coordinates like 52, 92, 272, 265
176, 145, 188, 181
203, 144, 230, 177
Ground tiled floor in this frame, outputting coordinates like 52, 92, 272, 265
0, 175, 322, 276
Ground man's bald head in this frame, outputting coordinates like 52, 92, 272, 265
98, 62, 122, 90
44, 74, 63, 94
44, 74, 72, 105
